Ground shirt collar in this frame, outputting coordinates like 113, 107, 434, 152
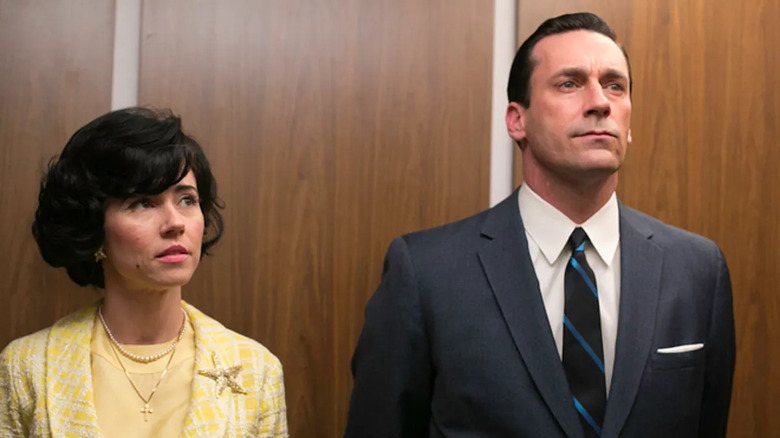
518, 184, 620, 266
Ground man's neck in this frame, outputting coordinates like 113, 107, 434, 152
523, 168, 618, 224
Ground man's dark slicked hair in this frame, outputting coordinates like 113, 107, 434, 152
507, 12, 632, 107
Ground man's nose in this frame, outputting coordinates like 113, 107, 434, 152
584, 83, 611, 118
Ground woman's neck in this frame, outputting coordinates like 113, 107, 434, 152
100, 286, 184, 345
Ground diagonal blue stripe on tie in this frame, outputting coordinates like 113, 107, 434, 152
563, 315, 605, 373
570, 258, 598, 299
573, 396, 603, 436
564, 227, 606, 436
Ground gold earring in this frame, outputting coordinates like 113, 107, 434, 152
94, 246, 107, 262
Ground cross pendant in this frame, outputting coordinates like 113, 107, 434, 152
140, 403, 153, 422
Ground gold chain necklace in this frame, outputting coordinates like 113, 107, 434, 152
105, 333, 178, 421
98, 307, 187, 363
99, 308, 187, 422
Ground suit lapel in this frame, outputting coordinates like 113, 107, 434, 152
181, 302, 238, 437
477, 192, 582, 438
601, 206, 663, 438
45, 304, 102, 437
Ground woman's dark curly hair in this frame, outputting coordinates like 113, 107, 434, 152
32, 107, 224, 288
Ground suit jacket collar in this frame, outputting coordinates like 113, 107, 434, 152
477, 192, 664, 438
44, 301, 246, 437
478, 190, 583, 438
601, 204, 663, 438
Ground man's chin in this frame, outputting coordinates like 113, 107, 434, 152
580, 153, 623, 174
559, 162, 621, 185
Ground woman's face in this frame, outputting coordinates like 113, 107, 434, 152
102, 171, 205, 293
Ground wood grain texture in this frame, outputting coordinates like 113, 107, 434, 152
138, 1, 493, 436
0, 1, 114, 347
516, 1, 780, 436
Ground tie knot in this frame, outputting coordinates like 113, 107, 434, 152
569, 227, 589, 252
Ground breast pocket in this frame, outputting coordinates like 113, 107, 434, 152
651, 344, 706, 370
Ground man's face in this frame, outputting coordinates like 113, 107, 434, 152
508, 30, 632, 185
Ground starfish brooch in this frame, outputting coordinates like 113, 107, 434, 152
198, 352, 247, 398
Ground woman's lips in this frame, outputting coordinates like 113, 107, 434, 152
156, 245, 188, 263
157, 253, 188, 263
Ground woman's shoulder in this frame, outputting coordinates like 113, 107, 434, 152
1, 304, 96, 370
183, 301, 282, 372
216, 324, 283, 373
1, 327, 51, 367
0, 326, 52, 408
229, 331, 281, 366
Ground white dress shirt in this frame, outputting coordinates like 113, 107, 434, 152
518, 184, 621, 394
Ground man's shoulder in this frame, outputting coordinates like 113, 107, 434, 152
402, 191, 518, 247
399, 205, 496, 253
620, 204, 721, 254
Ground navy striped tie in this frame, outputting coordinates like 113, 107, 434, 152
563, 227, 606, 437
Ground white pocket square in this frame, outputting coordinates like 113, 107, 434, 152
656, 343, 704, 354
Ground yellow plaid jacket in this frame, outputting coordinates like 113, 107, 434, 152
0, 301, 288, 437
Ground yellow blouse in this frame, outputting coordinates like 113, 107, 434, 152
91, 315, 195, 437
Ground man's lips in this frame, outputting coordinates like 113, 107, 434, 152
575, 130, 617, 138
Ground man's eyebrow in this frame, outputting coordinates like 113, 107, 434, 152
601, 68, 629, 82
555, 67, 588, 78
552, 67, 628, 82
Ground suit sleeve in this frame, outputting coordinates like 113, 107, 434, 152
345, 237, 433, 438
698, 247, 736, 438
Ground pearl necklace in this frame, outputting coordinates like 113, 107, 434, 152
98, 306, 188, 364
104, 332, 179, 422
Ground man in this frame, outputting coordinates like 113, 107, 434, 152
345, 12, 735, 438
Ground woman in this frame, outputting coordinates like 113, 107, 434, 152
0, 107, 287, 437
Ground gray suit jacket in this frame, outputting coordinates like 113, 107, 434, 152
345, 190, 735, 437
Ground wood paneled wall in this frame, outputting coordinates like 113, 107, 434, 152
8, 1, 776, 437
515, 1, 780, 436
0, 1, 113, 345
137, 1, 493, 436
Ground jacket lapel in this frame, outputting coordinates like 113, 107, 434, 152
181, 302, 241, 437
477, 192, 582, 438
601, 206, 663, 438
45, 304, 102, 437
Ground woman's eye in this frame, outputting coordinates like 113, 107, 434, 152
181, 195, 200, 207
128, 198, 153, 210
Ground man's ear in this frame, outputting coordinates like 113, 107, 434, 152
506, 102, 526, 144
628, 128, 632, 144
